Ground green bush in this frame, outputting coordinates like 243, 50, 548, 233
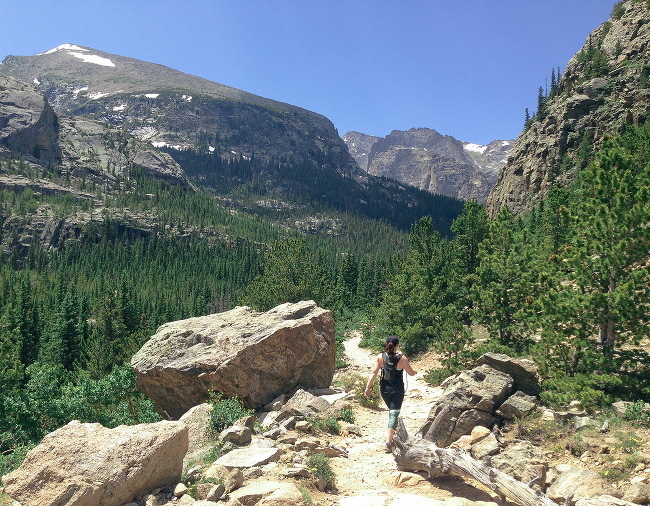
336, 371, 380, 409
306, 452, 336, 487
624, 400, 650, 426
310, 416, 340, 434
338, 406, 355, 424
209, 392, 253, 434
612, 1, 626, 19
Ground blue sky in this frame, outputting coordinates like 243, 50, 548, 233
1, 1, 615, 145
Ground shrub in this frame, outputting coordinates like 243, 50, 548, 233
624, 400, 650, 426
209, 392, 253, 434
336, 371, 380, 409
306, 452, 336, 487
310, 416, 340, 434
612, 1, 626, 19
338, 406, 355, 424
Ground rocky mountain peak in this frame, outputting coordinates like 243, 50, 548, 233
486, 0, 650, 217
344, 127, 512, 203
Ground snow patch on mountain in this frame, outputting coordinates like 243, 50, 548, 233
463, 143, 488, 154
39, 44, 87, 55
37, 44, 116, 67
145, 93, 159, 99
69, 52, 115, 67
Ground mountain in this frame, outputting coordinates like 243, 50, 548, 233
486, 0, 650, 217
0, 46, 466, 260
0, 43, 357, 175
343, 127, 512, 203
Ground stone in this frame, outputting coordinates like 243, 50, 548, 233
214, 447, 279, 469
470, 433, 500, 460
575, 416, 599, 430
282, 388, 331, 417
204, 462, 229, 481
145, 494, 159, 506
131, 300, 335, 418
475, 353, 541, 396
547, 468, 622, 504
496, 390, 539, 420
418, 364, 512, 446
574, 496, 637, 506
218, 425, 252, 446
622, 482, 650, 504
491, 440, 548, 486
224, 468, 244, 492
281, 465, 311, 478
226, 481, 303, 505
174, 482, 189, 497
263, 394, 285, 411
179, 404, 213, 469
1, 420, 187, 506
206, 483, 225, 501
295, 420, 311, 432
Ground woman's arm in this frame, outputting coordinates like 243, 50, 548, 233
398, 356, 417, 376
364, 354, 383, 398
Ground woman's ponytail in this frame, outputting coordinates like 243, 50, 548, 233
385, 335, 399, 359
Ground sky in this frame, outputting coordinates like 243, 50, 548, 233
1, 1, 616, 145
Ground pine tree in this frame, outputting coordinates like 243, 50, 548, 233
473, 208, 535, 350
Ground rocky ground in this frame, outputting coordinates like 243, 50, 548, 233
3, 332, 650, 506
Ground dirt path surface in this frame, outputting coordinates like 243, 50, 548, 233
327, 333, 504, 505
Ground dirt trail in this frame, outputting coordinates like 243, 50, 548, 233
329, 333, 501, 504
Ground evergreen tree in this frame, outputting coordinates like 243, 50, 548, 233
473, 208, 535, 350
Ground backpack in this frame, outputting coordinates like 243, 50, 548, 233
381, 352, 403, 383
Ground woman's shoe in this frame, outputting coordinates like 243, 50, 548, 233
385, 441, 392, 453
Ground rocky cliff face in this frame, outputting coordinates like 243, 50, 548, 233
487, 0, 650, 217
342, 131, 381, 171
0, 44, 358, 175
0, 74, 60, 165
344, 127, 511, 203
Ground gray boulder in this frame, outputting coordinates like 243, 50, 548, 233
496, 390, 539, 420
1, 420, 187, 506
131, 300, 335, 418
475, 352, 541, 396
418, 364, 513, 446
547, 468, 622, 505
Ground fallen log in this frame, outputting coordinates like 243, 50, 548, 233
392, 418, 561, 506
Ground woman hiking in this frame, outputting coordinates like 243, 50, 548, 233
364, 335, 417, 452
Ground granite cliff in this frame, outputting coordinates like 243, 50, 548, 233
487, 0, 650, 217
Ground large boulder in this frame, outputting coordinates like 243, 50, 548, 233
418, 364, 513, 446
475, 353, 541, 396
131, 300, 335, 418
1, 420, 187, 506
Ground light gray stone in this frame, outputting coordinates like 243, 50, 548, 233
215, 447, 279, 469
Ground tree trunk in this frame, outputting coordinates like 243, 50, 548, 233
392, 418, 560, 506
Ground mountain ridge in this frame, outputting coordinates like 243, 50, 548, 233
343, 127, 512, 203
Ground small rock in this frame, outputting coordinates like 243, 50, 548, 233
264, 394, 285, 411
178, 494, 196, 505
262, 427, 282, 439
184, 465, 202, 482
204, 462, 229, 481
295, 420, 311, 431
224, 468, 244, 492
635, 463, 646, 472
314, 477, 327, 491
575, 416, 599, 430
219, 425, 252, 446
206, 483, 225, 501
145, 494, 158, 506
622, 481, 650, 504
196, 482, 213, 500
174, 482, 189, 497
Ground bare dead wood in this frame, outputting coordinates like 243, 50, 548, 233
392, 418, 557, 506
